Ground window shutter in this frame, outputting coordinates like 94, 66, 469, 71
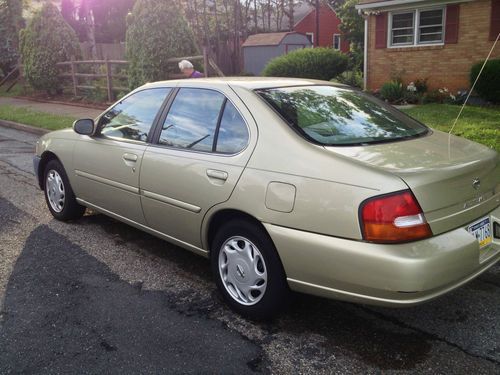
445, 4, 460, 44
375, 12, 388, 49
491, 0, 500, 41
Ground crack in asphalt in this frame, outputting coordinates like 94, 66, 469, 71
0, 134, 37, 146
359, 305, 500, 367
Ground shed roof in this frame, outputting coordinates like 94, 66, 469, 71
242, 32, 303, 47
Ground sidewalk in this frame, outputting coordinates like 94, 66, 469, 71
0, 97, 103, 119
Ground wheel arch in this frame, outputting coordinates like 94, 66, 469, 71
205, 209, 270, 255
38, 151, 62, 190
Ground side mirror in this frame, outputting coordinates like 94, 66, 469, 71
73, 118, 95, 136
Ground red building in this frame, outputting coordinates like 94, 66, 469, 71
293, 4, 350, 52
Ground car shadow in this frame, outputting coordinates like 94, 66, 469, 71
0, 200, 265, 373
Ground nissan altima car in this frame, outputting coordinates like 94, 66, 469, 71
34, 78, 500, 319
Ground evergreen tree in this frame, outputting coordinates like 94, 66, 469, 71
0, 0, 24, 73
126, 0, 199, 89
20, 3, 80, 94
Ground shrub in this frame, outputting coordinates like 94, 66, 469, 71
470, 59, 500, 103
19, 3, 80, 95
380, 81, 405, 103
126, 0, 198, 89
262, 47, 348, 81
334, 70, 363, 88
0, 0, 24, 74
414, 78, 428, 94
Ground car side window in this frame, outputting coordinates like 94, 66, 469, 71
216, 101, 249, 154
159, 88, 225, 152
99, 88, 171, 142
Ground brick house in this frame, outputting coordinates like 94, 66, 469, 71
294, 3, 350, 52
356, 0, 500, 91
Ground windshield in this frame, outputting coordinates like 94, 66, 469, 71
256, 85, 429, 146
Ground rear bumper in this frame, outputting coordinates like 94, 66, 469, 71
265, 206, 500, 307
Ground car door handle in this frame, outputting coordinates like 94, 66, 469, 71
206, 169, 228, 181
122, 153, 138, 162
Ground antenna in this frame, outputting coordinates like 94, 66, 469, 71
449, 32, 500, 136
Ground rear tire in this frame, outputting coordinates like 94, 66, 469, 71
211, 219, 290, 320
44, 159, 85, 221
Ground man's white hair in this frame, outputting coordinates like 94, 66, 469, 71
178, 60, 194, 70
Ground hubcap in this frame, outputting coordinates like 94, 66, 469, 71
218, 236, 267, 306
46, 170, 65, 213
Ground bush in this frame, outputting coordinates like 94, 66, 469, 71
470, 59, 500, 103
380, 81, 405, 103
334, 70, 363, 88
19, 3, 80, 95
0, 0, 24, 74
262, 47, 348, 81
126, 0, 199, 89
414, 78, 428, 94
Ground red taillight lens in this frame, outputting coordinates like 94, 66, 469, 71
360, 190, 432, 243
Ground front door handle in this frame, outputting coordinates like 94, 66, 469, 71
123, 153, 138, 162
206, 169, 228, 181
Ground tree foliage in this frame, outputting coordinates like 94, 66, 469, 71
60, 0, 136, 43
126, 0, 199, 89
0, 0, 24, 73
20, 3, 80, 94
330, 0, 364, 50
262, 47, 348, 80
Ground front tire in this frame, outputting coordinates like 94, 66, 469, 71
211, 219, 290, 320
44, 159, 85, 221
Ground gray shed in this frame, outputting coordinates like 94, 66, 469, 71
242, 32, 312, 75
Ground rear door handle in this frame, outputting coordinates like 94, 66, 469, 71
123, 153, 138, 162
206, 169, 228, 181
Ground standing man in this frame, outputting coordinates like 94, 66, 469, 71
178, 60, 204, 78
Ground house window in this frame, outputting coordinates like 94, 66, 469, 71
391, 12, 414, 45
305, 32, 314, 45
333, 34, 341, 50
389, 8, 444, 47
418, 9, 444, 43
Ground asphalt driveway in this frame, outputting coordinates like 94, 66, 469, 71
0, 125, 499, 374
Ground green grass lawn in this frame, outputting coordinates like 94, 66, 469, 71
0, 105, 76, 131
401, 104, 500, 152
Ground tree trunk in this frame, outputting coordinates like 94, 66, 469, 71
288, 0, 294, 31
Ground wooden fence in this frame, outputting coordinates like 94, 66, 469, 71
57, 48, 225, 102
57, 58, 128, 102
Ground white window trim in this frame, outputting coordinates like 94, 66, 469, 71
387, 6, 446, 48
305, 32, 314, 45
333, 34, 341, 50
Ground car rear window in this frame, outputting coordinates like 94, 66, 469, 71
256, 85, 429, 146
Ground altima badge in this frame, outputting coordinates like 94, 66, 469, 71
472, 178, 481, 190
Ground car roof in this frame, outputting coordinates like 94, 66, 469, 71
144, 77, 344, 91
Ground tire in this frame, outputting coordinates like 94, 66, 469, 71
43, 159, 85, 221
211, 219, 290, 320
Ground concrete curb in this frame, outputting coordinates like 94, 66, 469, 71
0, 119, 51, 135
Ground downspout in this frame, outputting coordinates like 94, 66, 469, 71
363, 16, 368, 91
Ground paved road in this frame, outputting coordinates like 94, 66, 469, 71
0, 126, 499, 374
0, 97, 103, 119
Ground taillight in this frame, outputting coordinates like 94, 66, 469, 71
360, 190, 432, 243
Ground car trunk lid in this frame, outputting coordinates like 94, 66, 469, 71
326, 130, 500, 235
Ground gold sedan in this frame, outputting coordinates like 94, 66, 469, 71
34, 78, 500, 319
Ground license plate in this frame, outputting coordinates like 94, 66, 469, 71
468, 217, 492, 248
